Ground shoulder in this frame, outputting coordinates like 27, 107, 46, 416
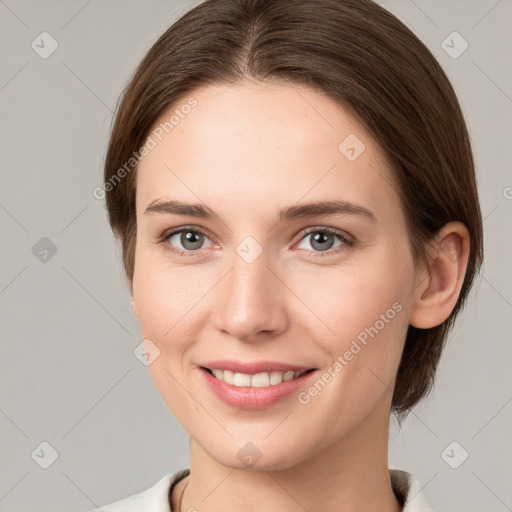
82, 469, 190, 512
390, 467, 436, 512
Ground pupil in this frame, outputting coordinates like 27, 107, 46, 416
182, 231, 203, 250
311, 232, 334, 251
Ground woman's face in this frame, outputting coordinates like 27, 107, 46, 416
132, 81, 418, 470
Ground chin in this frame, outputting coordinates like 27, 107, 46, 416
204, 436, 310, 473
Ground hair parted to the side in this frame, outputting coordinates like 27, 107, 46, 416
102, 0, 483, 423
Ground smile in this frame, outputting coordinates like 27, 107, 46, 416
203, 367, 313, 387
200, 365, 318, 409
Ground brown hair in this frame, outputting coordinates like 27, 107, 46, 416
102, 0, 483, 422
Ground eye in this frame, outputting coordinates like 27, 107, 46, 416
159, 227, 214, 255
295, 227, 353, 256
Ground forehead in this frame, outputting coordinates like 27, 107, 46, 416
135, 81, 399, 220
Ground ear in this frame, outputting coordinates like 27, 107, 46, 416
409, 222, 470, 329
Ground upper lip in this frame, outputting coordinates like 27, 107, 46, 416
200, 359, 316, 374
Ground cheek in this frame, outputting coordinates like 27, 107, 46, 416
302, 255, 406, 313
288, 251, 413, 375
286, 261, 412, 426
132, 256, 208, 420
132, 248, 234, 392
132, 251, 204, 351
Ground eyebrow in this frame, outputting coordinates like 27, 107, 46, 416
144, 199, 377, 222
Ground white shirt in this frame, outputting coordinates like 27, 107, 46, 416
84, 468, 435, 511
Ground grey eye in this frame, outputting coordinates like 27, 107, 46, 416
297, 231, 344, 252
169, 230, 213, 251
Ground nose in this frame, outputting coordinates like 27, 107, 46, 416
212, 250, 289, 342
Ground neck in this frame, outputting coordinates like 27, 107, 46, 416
176, 399, 402, 512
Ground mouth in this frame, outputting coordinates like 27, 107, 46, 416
201, 366, 316, 388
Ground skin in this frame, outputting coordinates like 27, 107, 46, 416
130, 81, 469, 512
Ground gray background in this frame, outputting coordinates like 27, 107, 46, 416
0, 0, 511, 511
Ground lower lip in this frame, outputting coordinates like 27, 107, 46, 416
200, 367, 317, 410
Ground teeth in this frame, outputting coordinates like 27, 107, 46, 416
233, 372, 251, 387
250, 372, 269, 387
209, 368, 309, 387
223, 369, 234, 385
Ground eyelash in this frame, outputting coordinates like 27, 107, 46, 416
156, 225, 355, 259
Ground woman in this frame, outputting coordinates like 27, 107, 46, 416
87, 0, 483, 510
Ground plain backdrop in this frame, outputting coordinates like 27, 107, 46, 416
0, 1, 511, 511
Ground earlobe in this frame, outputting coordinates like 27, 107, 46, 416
129, 281, 138, 318
409, 222, 470, 329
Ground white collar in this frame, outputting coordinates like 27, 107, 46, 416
389, 467, 436, 511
